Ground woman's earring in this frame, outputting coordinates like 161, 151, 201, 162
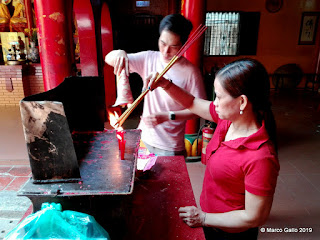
240, 110, 243, 115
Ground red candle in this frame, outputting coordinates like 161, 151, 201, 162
121, 140, 126, 160
116, 129, 125, 159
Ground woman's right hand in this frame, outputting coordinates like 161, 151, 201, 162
146, 72, 171, 91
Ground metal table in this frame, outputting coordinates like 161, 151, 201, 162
18, 131, 205, 239
18, 129, 141, 211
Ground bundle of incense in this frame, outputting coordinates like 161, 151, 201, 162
116, 24, 207, 127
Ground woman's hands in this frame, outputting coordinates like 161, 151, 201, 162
178, 206, 206, 228
145, 72, 171, 91
179, 192, 275, 231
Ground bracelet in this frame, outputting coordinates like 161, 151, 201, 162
202, 212, 207, 227
162, 79, 173, 90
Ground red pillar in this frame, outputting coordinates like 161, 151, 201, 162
23, 0, 33, 29
73, 0, 99, 77
66, 0, 75, 65
33, 0, 73, 91
181, 0, 206, 134
101, 2, 116, 108
181, 0, 206, 67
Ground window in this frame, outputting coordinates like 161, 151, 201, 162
204, 12, 260, 56
204, 12, 240, 56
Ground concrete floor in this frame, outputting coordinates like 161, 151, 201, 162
0, 89, 319, 239
0, 107, 31, 239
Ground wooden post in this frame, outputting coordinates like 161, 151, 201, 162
33, 0, 74, 90
181, 0, 206, 135
23, 0, 33, 29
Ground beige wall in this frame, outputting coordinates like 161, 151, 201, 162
0, 64, 44, 106
0, 66, 24, 106
204, 0, 320, 88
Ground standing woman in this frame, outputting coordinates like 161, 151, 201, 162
148, 58, 280, 239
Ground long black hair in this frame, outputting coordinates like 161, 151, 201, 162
216, 58, 278, 151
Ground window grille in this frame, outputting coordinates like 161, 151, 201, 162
204, 12, 240, 56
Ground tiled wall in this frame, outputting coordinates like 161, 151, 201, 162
22, 64, 45, 97
0, 64, 44, 106
0, 65, 25, 106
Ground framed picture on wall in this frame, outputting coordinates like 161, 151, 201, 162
298, 12, 320, 45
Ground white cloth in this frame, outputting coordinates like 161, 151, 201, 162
113, 69, 133, 107
128, 51, 206, 151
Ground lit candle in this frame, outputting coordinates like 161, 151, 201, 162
109, 111, 126, 160
116, 129, 125, 160
121, 139, 126, 160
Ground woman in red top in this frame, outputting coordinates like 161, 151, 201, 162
148, 58, 280, 239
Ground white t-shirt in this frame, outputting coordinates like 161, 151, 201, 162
128, 51, 206, 151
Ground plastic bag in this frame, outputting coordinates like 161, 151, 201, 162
4, 202, 110, 240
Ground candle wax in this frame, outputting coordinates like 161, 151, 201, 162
116, 130, 125, 159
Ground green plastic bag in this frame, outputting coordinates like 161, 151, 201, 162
4, 202, 110, 240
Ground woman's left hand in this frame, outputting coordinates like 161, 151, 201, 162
178, 206, 206, 227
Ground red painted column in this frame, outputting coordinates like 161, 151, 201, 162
66, 0, 75, 65
33, 0, 73, 91
73, 0, 99, 77
101, 2, 116, 108
181, 0, 206, 134
181, 0, 206, 67
23, 0, 33, 29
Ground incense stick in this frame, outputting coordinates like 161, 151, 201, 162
176, 25, 206, 57
116, 25, 207, 127
116, 55, 180, 127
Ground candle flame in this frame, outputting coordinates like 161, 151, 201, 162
116, 132, 122, 141
108, 111, 123, 131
